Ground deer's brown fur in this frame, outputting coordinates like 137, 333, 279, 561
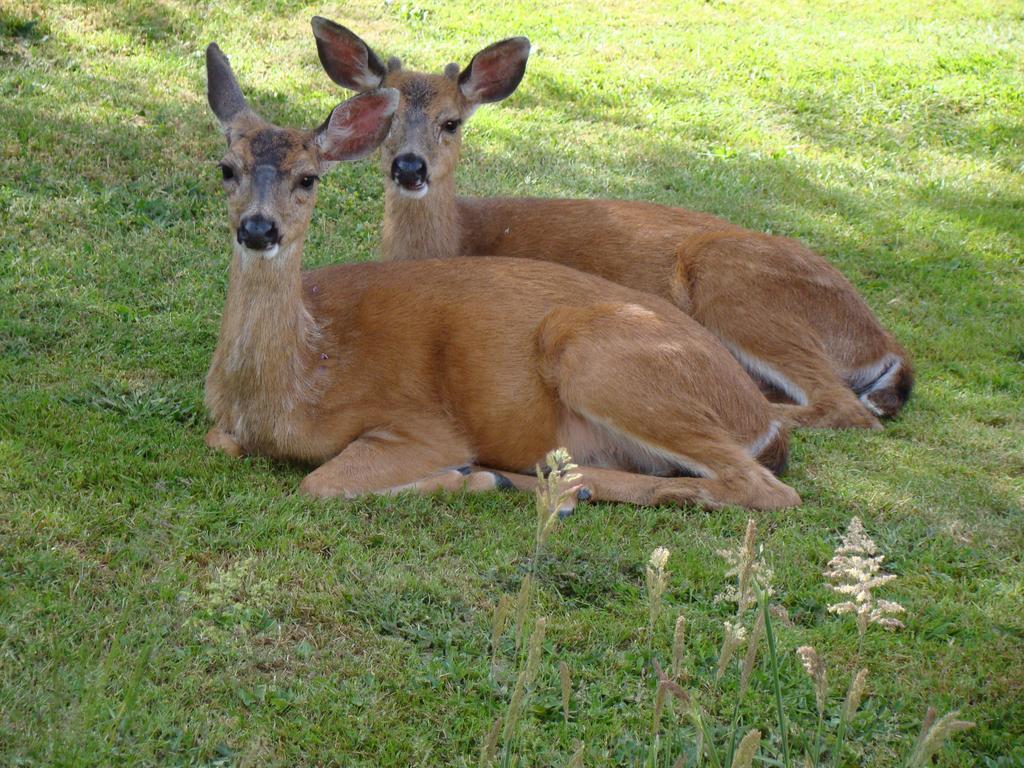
311, 19, 914, 431
202, 42, 800, 510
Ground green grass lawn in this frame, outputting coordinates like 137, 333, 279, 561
2, 0, 1022, 765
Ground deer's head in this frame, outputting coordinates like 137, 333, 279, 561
205, 43, 399, 258
311, 18, 529, 199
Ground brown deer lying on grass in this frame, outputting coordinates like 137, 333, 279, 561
310, 18, 914, 432
201, 42, 800, 510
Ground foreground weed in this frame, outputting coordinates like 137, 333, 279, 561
715, 621, 746, 683
535, 448, 582, 548
830, 667, 869, 768
560, 661, 572, 722
629, 518, 975, 768
715, 519, 771, 615
821, 518, 908, 767
512, 448, 580, 653
824, 517, 905, 641
651, 659, 692, 767
907, 709, 976, 767
718, 519, 773, 767
797, 645, 828, 766
808, 518, 972, 768
731, 729, 761, 768
490, 594, 513, 668
630, 518, 975, 768
646, 546, 671, 636
481, 448, 579, 766
670, 614, 686, 681
503, 618, 546, 745
479, 718, 502, 768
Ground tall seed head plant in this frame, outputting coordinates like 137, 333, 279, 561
490, 594, 513, 667
715, 518, 770, 686
716, 621, 747, 682
717, 518, 773, 614
796, 646, 828, 718
671, 614, 687, 681
501, 612, 548, 753
731, 729, 761, 768
646, 546, 671, 634
509, 448, 580, 653
737, 611, 765, 700
796, 643, 830, 767
482, 449, 580, 766
536, 447, 581, 550
907, 709, 975, 767
821, 519, 973, 768
842, 667, 869, 724
825, 517, 905, 639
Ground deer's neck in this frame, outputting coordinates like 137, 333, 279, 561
381, 175, 461, 260
206, 242, 321, 450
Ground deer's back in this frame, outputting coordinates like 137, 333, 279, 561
456, 196, 735, 296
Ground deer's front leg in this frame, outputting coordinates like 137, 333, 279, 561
299, 428, 503, 499
205, 425, 245, 458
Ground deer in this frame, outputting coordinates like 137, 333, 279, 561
310, 17, 914, 432
201, 42, 801, 511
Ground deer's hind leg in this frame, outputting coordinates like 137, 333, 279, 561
674, 234, 883, 430
537, 305, 800, 511
299, 420, 509, 499
694, 307, 882, 431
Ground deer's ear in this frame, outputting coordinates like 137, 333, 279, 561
316, 89, 399, 165
206, 43, 252, 129
459, 37, 530, 105
311, 17, 386, 91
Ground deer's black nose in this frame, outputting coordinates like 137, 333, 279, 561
237, 215, 280, 251
391, 153, 428, 189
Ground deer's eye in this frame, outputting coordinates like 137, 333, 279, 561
299, 175, 318, 190
219, 163, 236, 181
441, 119, 461, 134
